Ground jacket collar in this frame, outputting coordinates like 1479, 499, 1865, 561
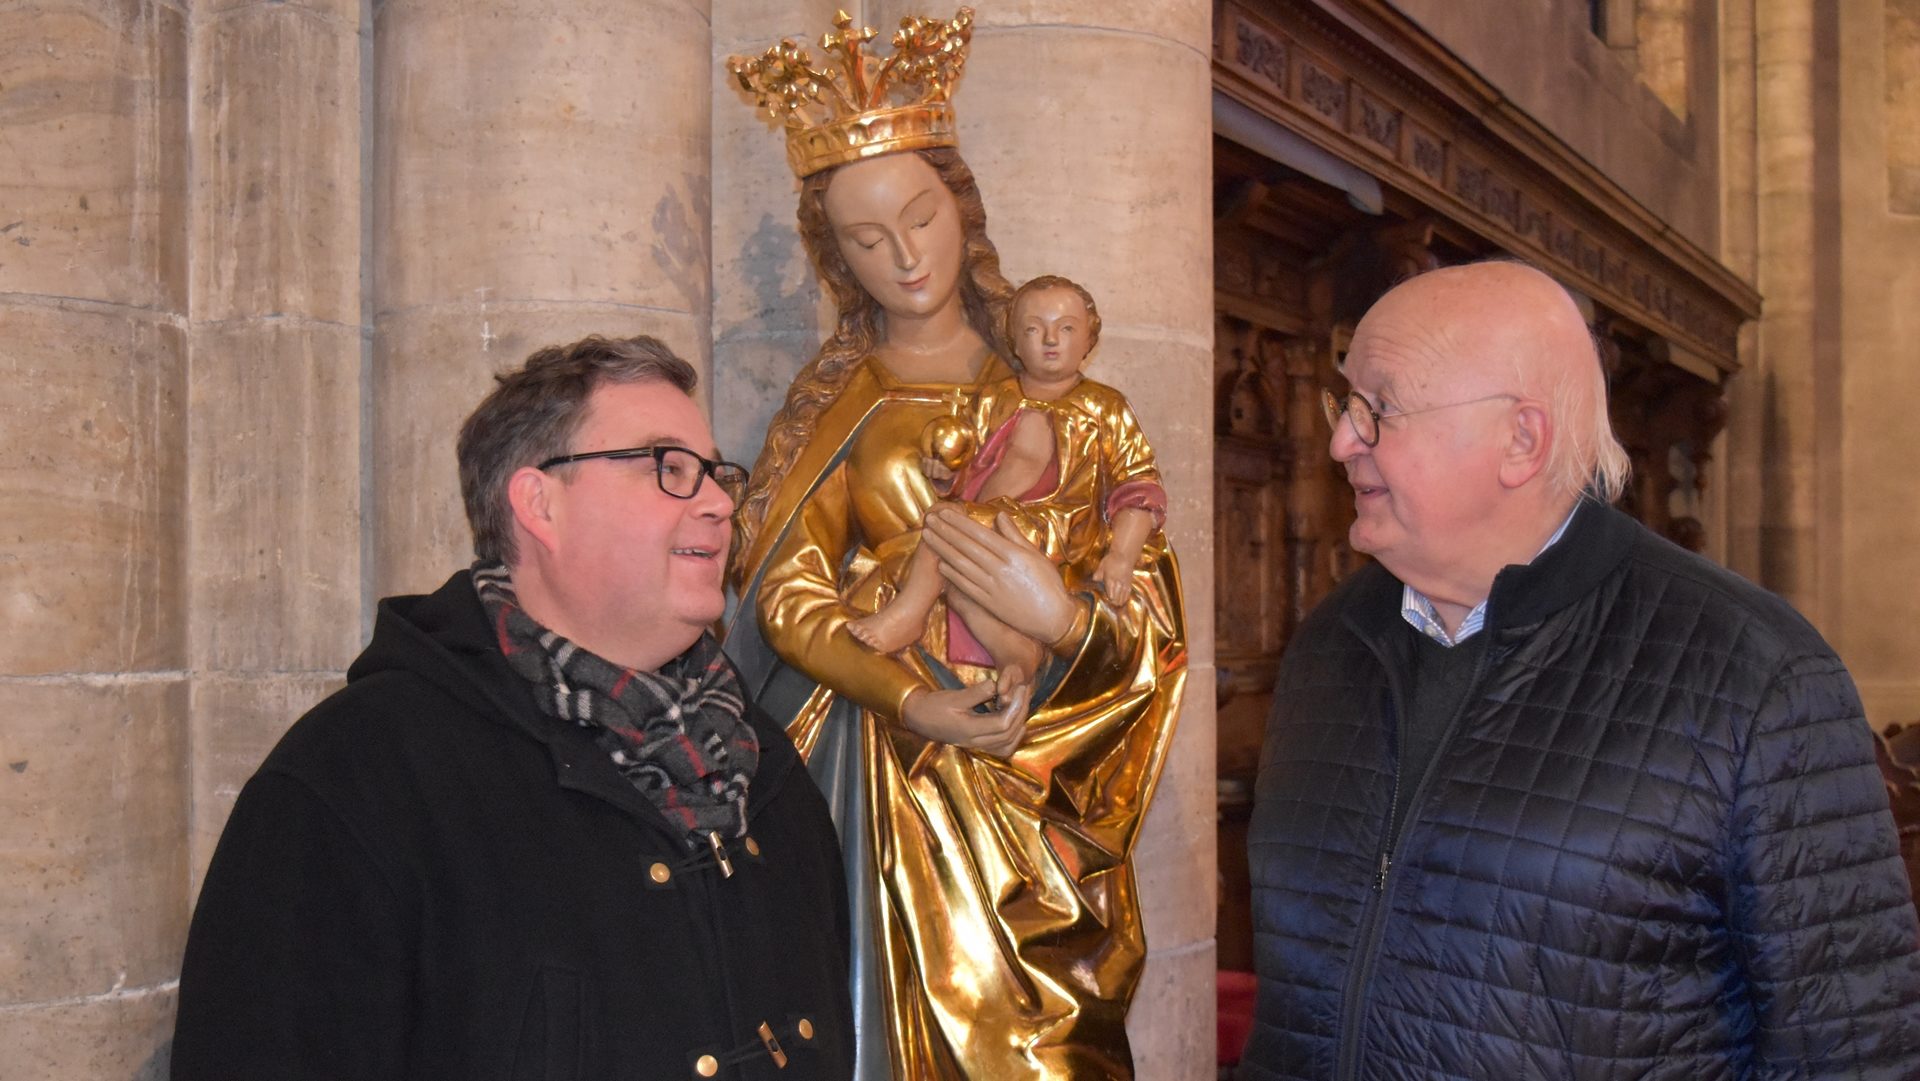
1341, 500, 1639, 647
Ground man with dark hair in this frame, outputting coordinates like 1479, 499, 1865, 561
173, 334, 854, 1080
1243, 263, 1920, 1080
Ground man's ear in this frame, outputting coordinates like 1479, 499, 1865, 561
507, 465, 562, 555
1498, 400, 1552, 490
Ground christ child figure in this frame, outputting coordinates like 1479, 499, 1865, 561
848, 275, 1169, 697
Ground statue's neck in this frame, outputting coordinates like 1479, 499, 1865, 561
876, 305, 988, 384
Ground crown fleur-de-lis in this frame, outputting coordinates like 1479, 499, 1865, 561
727, 8, 975, 177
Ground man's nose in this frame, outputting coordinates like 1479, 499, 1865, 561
693, 474, 736, 516
1328, 414, 1365, 463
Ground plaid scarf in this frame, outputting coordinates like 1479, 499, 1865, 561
471, 562, 758, 844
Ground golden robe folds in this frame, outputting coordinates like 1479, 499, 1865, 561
728, 355, 1187, 1079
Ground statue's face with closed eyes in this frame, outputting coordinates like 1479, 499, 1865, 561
821, 152, 968, 327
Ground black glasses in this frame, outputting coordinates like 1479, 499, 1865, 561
1320, 388, 1519, 448
536, 445, 749, 502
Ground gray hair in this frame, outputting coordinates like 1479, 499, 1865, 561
456, 334, 697, 564
1544, 326, 1631, 504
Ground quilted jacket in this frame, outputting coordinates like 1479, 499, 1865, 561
1244, 502, 1920, 1081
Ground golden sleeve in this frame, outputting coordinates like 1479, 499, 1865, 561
752, 460, 928, 722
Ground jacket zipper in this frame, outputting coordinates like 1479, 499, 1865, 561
1334, 634, 1496, 1081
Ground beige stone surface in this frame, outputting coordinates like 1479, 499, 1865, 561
1133, 665, 1216, 950
189, 320, 364, 672
197, 0, 356, 18
1092, 334, 1215, 665
1752, 0, 1832, 626
1126, 936, 1215, 1081
0, 0, 186, 311
867, 0, 1209, 45
1835, 0, 1920, 726
188, 672, 344, 894
712, 0, 841, 53
0, 677, 188, 1002
710, 0, 835, 467
961, 32, 1214, 341
707, 105, 817, 338
1391, 0, 1719, 253
373, 0, 714, 314
709, 330, 823, 467
0, 302, 185, 676
190, 2, 364, 327
371, 303, 706, 597
0, 983, 176, 1080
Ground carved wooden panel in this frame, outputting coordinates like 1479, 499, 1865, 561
1213, 0, 1758, 369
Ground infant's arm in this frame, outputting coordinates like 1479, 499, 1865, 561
1093, 506, 1157, 605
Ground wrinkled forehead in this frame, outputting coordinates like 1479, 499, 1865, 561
1340, 313, 1453, 399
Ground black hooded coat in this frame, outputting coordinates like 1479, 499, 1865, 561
173, 571, 854, 1081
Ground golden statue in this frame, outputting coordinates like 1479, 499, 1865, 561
725, 12, 1188, 1077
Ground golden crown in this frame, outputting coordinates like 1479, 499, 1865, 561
727, 8, 974, 178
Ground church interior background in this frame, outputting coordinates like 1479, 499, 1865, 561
4, 0, 1918, 1076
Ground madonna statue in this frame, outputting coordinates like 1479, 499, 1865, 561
724, 11, 1188, 1077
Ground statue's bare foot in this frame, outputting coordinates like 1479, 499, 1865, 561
848, 605, 922, 653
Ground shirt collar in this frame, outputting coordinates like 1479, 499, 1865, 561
1400, 505, 1578, 647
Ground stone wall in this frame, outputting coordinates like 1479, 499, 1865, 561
1719, 0, 1920, 726
2, 2, 189, 1074
1387, 0, 1722, 254
1836, 0, 1920, 725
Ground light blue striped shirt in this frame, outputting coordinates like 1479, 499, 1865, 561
1400, 506, 1578, 647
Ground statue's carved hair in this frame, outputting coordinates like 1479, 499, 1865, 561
731, 147, 1014, 582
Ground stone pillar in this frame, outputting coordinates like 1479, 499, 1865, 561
1717, 0, 1760, 574
0, 1, 188, 1075
709, 0, 844, 465
186, 0, 368, 889
1752, 0, 1841, 626
371, 0, 715, 594
1835, 1, 1920, 723
1636, 0, 1691, 118
882, 2, 1217, 1074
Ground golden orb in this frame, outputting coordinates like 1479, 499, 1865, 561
920, 416, 976, 472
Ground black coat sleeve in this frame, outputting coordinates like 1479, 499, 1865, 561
172, 770, 416, 1081
1728, 654, 1920, 1078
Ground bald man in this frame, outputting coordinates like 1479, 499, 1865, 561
1243, 263, 1920, 1081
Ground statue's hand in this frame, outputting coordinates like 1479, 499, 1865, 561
920, 456, 955, 497
900, 683, 1030, 758
922, 509, 1078, 644
1093, 552, 1136, 605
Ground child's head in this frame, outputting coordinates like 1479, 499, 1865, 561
1005, 275, 1102, 379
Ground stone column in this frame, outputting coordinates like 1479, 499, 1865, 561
1834, 1, 1920, 723
186, 0, 368, 889
883, 3, 1217, 1075
1717, 0, 1760, 574
1753, 0, 1843, 626
0, 1, 189, 1075
709, 0, 844, 465
371, 0, 715, 594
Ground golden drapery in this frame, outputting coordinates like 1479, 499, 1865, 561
727, 356, 1186, 1079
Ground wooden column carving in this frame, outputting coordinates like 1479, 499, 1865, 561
1604, 327, 1728, 551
